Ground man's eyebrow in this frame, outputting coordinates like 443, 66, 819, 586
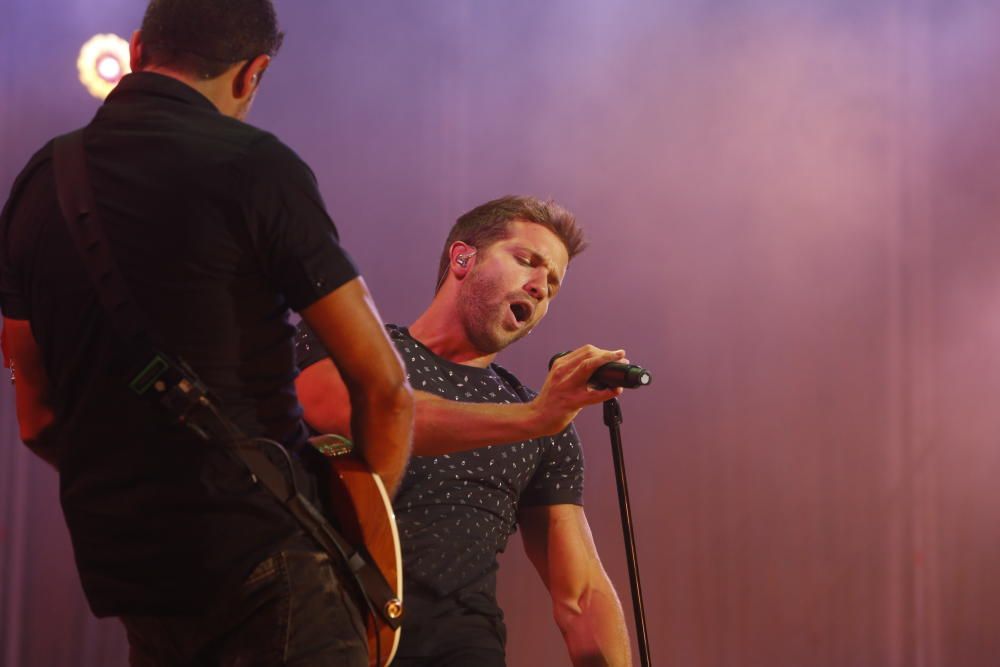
515, 245, 562, 289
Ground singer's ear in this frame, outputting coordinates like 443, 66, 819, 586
449, 242, 476, 278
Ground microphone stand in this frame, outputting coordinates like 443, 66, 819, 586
603, 397, 652, 667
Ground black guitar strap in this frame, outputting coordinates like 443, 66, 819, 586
51, 128, 401, 630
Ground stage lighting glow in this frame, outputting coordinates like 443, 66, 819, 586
78, 34, 131, 100
97, 55, 122, 81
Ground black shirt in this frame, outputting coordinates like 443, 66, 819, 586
0, 72, 358, 615
296, 323, 584, 639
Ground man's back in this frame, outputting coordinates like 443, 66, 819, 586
0, 72, 358, 616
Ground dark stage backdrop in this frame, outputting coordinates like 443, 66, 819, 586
3, 1, 1000, 665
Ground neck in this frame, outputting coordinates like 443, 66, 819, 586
137, 66, 238, 117
408, 294, 496, 369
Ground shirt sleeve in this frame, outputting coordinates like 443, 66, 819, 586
246, 135, 359, 312
293, 319, 329, 371
0, 146, 53, 320
519, 423, 585, 508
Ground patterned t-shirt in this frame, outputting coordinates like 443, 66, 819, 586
295, 323, 585, 600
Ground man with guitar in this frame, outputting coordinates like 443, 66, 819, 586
296, 196, 632, 666
0, 1, 412, 665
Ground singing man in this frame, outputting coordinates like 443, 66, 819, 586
295, 195, 632, 666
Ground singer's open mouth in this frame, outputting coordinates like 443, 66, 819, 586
510, 302, 531, 323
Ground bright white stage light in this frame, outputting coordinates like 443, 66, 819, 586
78, 34, 131, 100
97, 55, 122, 81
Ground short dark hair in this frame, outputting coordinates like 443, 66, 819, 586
435, 195, 586, 291
138, 0, 284, 79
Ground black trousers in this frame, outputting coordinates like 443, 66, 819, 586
121, 546, 367, 666
392, 647, 506, 667
393, 591, 507, 667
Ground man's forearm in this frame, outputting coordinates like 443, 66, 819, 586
300, 279, 415, 496
350, 381, 413, 496
412, 344, 629, 455
522, 504, 633, 667
300, 342, 626, 458
558, 575, 633, 667
300, 382, 554, 458
412, 393, 554, 456
6, 318, 58, 467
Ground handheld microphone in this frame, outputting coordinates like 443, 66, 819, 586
548, 352, 652, 389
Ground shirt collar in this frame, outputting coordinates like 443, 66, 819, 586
105, 71, 219, 113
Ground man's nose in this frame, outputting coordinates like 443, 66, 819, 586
524, 274, 545, 300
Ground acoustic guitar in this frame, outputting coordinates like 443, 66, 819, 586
310, 434, 403, 667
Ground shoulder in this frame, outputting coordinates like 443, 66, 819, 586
2, 139, 57, 230
244, 130, 316, 183
20, 139, 55, 174
5, 140, 55, 199
385, 323, 407, 341
385, 324, 422, 358
237, 131, 328, 221
490, 362, 537, 402
387, 324, 423, 349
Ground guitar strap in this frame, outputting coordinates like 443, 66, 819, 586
51, 128, 401, 630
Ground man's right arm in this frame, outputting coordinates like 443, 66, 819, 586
300, 277, 413, 495
2, 317, 58, 467
297, 343, 624, 457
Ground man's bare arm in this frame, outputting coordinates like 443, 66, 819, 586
520, 504, 632, 667
297, 344, 625, 456
3, 317, 58, 467
300, 277, 413, 495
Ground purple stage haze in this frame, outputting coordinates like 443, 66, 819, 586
3, 1, 1000, 666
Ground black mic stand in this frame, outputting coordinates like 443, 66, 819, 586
603, 397, 652, 667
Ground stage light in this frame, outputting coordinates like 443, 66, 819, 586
97, 55, 122, 81
78, 34, 131, 100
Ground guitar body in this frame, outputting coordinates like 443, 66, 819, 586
322, 445, 403, 667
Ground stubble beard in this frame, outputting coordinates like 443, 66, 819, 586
457, 270, 531, 355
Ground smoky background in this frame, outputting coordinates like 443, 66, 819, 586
3, 1, 1000, 665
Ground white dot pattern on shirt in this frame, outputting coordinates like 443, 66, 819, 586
387, 327, 585, 597
295, 322, 586, 597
